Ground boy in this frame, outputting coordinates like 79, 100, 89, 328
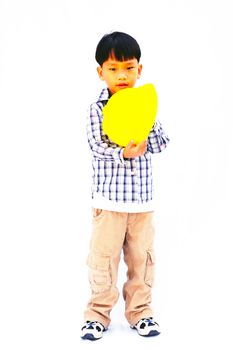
81, 31, 170, 340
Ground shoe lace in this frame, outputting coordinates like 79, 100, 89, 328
86, 321, 98, 329
141, 318, 156, 326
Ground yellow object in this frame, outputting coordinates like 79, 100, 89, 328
102, 83, 158, 147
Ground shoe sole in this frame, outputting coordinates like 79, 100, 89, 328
81, 333, 102, 341
140, 330, 161, 337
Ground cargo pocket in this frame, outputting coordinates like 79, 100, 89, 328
87, 253, 112, 293
144, 250, 155, 287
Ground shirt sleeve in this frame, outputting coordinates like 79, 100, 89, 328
147, 119, 170, 153
86, 102, 126, 164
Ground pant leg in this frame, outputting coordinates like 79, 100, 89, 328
123, 212, 155, 326
84, 209, 127, 328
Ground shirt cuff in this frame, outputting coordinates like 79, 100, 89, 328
112, 147, 127, 165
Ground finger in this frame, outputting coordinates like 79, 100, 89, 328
138, 140, 147, 151
137, 141, 147, 155
127, 140, 135, 148
142, 140, 148, 150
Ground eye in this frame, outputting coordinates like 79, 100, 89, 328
109, 68, 116, 71
127, 66, 135, 70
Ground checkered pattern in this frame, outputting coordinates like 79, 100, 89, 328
86, 88, 170, 203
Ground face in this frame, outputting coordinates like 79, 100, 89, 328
97, 56, 142, 95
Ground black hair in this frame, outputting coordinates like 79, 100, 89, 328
95, 31, 141, 66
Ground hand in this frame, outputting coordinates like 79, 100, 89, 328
123, 140, 147, 159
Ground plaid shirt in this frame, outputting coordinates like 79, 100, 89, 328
86, 88, 170, 204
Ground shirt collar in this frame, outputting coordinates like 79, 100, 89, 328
97, 88, 111, 102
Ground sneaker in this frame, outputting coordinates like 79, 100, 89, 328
81, 320, 105, 341
131, 317, 160, 337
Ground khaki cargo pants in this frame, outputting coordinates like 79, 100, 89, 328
84, 209, 155, 328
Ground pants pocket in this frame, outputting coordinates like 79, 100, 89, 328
92, 208, 105, 219
87, 253, 112, 293
144, 250, 155, 287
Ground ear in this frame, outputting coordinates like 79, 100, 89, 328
137, 64, 143, 79
97, 66, 105, 81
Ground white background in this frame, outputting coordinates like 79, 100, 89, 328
1, 0, 233, 349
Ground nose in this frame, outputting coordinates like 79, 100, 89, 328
118, 70, 127, 80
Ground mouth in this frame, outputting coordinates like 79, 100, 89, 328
116, 83, 128, 87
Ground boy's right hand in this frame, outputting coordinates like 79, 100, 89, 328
123, 140, 147, 159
